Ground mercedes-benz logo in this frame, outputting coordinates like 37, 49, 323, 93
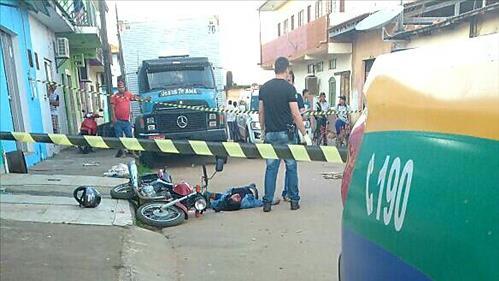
177, 115, 188, 128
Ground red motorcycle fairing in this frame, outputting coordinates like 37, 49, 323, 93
173, 182, 193, 196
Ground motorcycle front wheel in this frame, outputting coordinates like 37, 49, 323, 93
136, 203, 185, 228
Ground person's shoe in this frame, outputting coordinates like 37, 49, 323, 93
290, 201, 300, 211
115, 149, 123, 158
263, 201, 272, 212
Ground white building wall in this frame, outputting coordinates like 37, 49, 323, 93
121, 16, 223, 117
28, 15, 68, 157
111, 53, 120, 88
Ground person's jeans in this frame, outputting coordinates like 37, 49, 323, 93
264, 131, 300, 203
114, 120, 133, 138
282, 129, 298, 199
335, 119, 347, 135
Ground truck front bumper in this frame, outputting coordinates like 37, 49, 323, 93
138, 128, 227, 142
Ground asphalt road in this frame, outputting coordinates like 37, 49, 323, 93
161, 157, 345, 281
2, 149, 345, 281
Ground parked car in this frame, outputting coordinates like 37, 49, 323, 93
338, 34, 499, 281
236, 93, 262, 143
236, 93, 312, 144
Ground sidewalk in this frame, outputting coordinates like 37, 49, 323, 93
0, 148, 177, 281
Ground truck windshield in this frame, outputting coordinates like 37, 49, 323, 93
147, 67, 215, 90
250, 95, 259, 111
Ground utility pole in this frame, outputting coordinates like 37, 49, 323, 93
115, 3, 126, 80
98, 0, 114, 120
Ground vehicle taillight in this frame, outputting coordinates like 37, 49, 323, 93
341, 112, 366, 205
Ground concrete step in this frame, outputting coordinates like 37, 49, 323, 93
0, 194, 133, 227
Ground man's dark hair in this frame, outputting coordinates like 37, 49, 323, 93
339, 96, 346, 101
288, 70, 295, 83
233, 101, 238, 107
228, 100, 232, 105
274, 57, 289, 74
320, 92, 326, 96
302, 89, 309, 95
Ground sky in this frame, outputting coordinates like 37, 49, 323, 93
106, 0, 273, 85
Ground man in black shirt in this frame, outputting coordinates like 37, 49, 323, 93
259, 57, 312, 212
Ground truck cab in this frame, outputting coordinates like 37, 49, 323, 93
134, 56, 226, 141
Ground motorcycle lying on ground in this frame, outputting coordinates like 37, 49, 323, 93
78, 110, 103, 154
114, 158, 224, 228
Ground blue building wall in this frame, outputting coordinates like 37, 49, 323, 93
1, 0, 48, 167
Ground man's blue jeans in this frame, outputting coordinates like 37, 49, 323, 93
264, 131, 300, 203
114, 120, 133, 138
282, 130, 298, 199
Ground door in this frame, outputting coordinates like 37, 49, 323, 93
63, 73, 79, 134
329, 76, 337, 106
340, 71, 351, 104
0, 30, 26, 151
43, 59, 55, 133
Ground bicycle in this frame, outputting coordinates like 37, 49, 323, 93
313, 118, 329, 146
335, 122, 351, 148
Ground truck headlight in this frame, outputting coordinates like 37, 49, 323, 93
208, 121, 217, 128
209, 113, 216, 120
147, 124, 156, 131
146, 117, 155, 124
250, 121, 261, 130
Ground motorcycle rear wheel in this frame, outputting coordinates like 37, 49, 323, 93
136, 203, 185, 228
110, 183, 135, 200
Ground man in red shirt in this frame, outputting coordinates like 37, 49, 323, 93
111, 80, 138, 157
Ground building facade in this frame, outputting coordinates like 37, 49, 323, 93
258, 0, 402, 110
330, 0, 499, 112
0, 0, 108, 169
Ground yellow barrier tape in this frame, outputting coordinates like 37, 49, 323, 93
321, 146, 343, 163
12, 132, 35, 143
256, 143, 278, 159
120, 137, 145, 151
154, 139, 179, 154
222, 142, 246, 158
288, 145, 312, 162
48, 133, 73, 146
83, 135, 109, 148
188, 140, 213, 156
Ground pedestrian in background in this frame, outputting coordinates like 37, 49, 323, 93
112, 80, 139, 157
259, 57, 312, 212
231, 101, 241, 142
226, 100, 236, 141
48, 83, 60, 133
335, 96, 350, 136
302, 89, 311, 111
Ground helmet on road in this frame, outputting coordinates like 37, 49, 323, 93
73, 186, 102, 208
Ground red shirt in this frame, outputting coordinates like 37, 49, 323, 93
111, 91, 134, 121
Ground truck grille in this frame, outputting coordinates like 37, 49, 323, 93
155, 112, 207, 133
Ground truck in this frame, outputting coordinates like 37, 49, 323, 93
133, 55, 226, 142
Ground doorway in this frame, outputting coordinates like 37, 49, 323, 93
328, 76, 336, 106
334, 71, 351, 104
1, 30, 26, 151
